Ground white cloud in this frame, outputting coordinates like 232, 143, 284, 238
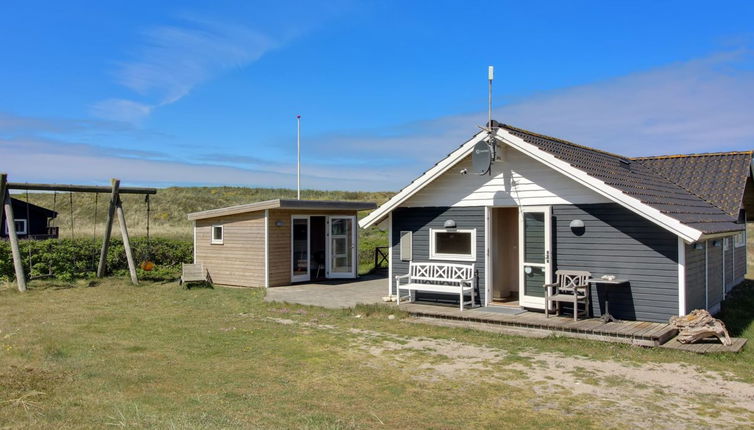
91, 17, 278, 122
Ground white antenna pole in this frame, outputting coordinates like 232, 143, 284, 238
297, 115, 301, 200
488, 65, 494, 130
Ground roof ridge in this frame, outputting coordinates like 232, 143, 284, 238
498, 123, 632, 161
633, 150, 754, 160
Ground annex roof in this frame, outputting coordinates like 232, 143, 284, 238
360, 121, 751, 241
188, 199, 377, 221
8, 197, 58, 218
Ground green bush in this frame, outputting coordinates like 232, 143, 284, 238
0, 238, 192, 282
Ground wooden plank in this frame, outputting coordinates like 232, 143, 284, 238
7, 182, 156, 194
116, 202, 138, 285
2, 179, 26, 292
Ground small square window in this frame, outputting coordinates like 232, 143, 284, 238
734, 231, 746, 248
429, 228, 476, 261
211, 225, 224, 244
4, 219, 27, 235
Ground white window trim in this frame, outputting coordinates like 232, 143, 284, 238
211, 224, 224, 244
4, 219, 27, 235
734, 231, 746, 248
429, 228, 476, 262
723, 237, 730, 251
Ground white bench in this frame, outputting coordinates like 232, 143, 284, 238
395, 262, 476, 310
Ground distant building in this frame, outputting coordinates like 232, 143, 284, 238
1, 198, 59, 240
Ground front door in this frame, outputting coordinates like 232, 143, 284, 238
327, 216, 356, 278
291, 216, 310, 282
519, 206, 551, 308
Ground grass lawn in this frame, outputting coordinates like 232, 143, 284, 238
1, 279, 753, 429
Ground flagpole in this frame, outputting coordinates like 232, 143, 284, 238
297, 115, 301, 200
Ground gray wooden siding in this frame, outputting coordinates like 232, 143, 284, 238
391, 207, 485, 303
734, 242, 747, 282
685, 243, 706, 313
724, 242, 734, 289
707, 242, 724, 310
552, 204, 679, 323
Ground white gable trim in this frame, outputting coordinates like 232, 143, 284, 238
496, 129, 702, 242
360, 127, 704, 242
359, 130, 488, 228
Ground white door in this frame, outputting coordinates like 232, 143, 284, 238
519, 206, 552, 308
291, 216, 310, 282
327, 216, 356, 278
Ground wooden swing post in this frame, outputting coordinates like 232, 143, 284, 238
97, 178, 120, 278
1, 173, 27, 292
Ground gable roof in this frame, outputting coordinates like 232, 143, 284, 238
633, 151, 753, 218
8, 197, 58, 218
188, 199, 376, 221
360, 122, 750, 241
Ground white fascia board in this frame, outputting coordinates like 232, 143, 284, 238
496, 129, 703, 243
359, 130, 488, 229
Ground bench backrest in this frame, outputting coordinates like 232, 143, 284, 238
553, 270, 591, 291
409, 261, 475, 283
182, 263, 206, 281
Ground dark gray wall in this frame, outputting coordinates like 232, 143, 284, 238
552, 204, 679, 323
707, 243, 724, 310
685, 243, 706, 313
724, 241, 734, 290
391, 207, 485, 304
734, 242, 747, 282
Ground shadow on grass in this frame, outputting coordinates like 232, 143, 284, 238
717, 279, 754, 337
183, 281, 214, 290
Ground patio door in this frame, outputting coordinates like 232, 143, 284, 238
519, 206, 552, 308
291, 216, 310, 282
327, 216, 356, 278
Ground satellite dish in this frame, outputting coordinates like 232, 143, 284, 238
471, 140, 493, 175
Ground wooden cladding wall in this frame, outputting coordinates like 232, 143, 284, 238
267, 209, 359, 287
552, 204, 679, 323
195, 212, 265, 287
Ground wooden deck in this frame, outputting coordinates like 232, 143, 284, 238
399, 303, 678, 347
659, 336, 748, 354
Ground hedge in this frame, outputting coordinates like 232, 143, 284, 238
0, 238, 192, 282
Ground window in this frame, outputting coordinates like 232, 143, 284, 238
429, 228, 476, 261
734, 231, 746, 248
723, 237, 730, 251
399, 231, 412, 261
211, 225, 224, 244
4, 219, 27, 235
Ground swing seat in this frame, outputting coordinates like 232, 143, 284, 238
140, 261, 155, 271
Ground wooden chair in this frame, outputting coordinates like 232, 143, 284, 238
180, 263, 211, 288
543, 270, 591, 321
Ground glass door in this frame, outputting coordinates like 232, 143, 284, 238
327, 216, 356, 278
292, 216, 310, 282
519, 206, 551, 308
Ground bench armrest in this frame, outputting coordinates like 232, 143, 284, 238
543, 282, 558, 288
395, 274, 410, 286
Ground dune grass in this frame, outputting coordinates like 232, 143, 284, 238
0, 277, 752, 428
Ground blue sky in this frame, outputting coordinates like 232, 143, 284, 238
1, 0, 754, 190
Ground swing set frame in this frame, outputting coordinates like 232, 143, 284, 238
0, 173, 157, 292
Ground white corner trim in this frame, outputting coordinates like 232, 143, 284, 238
705, 240, 709, 310
388, 212, 393, 297
484, 206, 491, 307
677, 237, 686, 316
496, 129, 703, 243
359, 130, 488, 229
193, 222, 197, 264
264, 209, 269, 288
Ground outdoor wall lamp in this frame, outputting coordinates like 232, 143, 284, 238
443, 219, 457, 229
275, 220, 285, 227
569, 219, 585, 236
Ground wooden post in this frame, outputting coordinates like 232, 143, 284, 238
97, 179, 120, 278
0, 174, 6, 237
3, 183, 27, 292
116, 200, 138, 285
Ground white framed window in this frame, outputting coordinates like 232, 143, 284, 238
429, 228, 476, 261
211, 225, 224, 244
734, 231, 746, 248
723, 237, 730, 251
399, 231, 412, 261
4, 219, 27, 235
